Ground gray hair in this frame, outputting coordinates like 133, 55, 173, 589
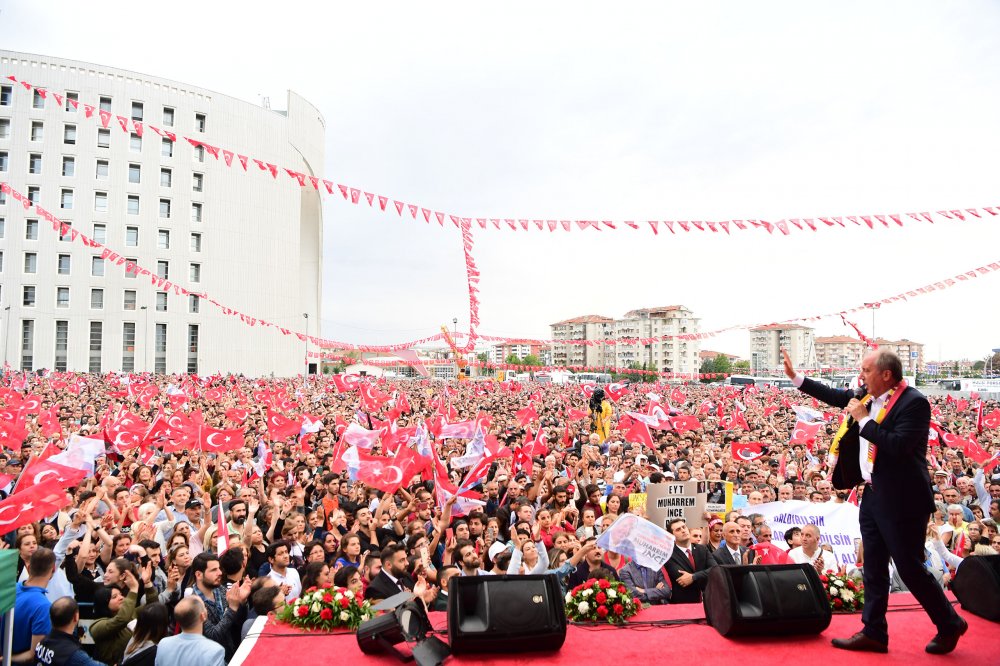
871, 349, 903, 382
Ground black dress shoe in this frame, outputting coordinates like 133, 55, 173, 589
831, 632, 888, 653
925, 617, 968, 655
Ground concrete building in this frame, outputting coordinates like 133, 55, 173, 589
0, 50, 323, 376
549, 315, 614, 367
874, 338, 924, 375
613, 306, 700, 375
490, 342, 542, 364
749, 324, 816, 374
549, 306, 700, 374
814, 335, 867, 370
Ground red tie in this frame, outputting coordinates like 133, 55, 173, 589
687, 548, 695, 568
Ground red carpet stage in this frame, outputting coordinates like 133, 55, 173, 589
231, 592, 995, 666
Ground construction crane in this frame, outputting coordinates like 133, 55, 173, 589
441, 325, 469, 381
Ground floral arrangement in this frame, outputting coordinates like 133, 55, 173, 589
564, 577, 641, 624
820, 573, 864, 613
276, 585, 375, 632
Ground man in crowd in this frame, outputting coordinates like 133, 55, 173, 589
665, 518, 717, 603
11, 548, 56, 663
155, 597, 225, 666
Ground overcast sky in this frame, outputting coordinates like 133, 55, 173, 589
5, 1, 1000, 363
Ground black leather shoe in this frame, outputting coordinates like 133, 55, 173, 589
831, 632, 888, 653
925, 617, 968, 655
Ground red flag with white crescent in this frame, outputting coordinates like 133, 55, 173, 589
0, 479, 72, 536
731, 442, 764, 461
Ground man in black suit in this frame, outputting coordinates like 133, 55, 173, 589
783, 349, 966, 654
664, 518, 717, 603
713, 521, 754, 566
365, 543, 415, 602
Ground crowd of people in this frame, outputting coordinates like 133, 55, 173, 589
2, 367, 998, 665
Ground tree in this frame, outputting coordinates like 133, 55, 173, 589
711, 355, 733, 375
505, 353, 521, 365
522, 354, 541, 367
477, 352, 489, 364
733, 360, 750, 372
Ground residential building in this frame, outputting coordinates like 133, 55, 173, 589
0, 50, 323, 375
749, 324, 816, 374
549, 315, 614, 367
814, 335, 867, 370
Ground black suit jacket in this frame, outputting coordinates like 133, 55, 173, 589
712, 544, 747, 566
797, 377, 934, 515
664, 543, 717, 604
365, 571, 415, 602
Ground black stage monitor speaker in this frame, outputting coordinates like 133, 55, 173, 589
447, 574, 566, 654
951, 554, 1000, 622
704, 564, 832, 637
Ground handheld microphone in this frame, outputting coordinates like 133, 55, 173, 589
846, 385, 870, 425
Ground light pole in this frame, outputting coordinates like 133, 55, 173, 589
140, 306, 148, 373
303, 313, 309, 379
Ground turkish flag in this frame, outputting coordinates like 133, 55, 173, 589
982, 409, 1000, 430
0, 479, 72, 536
360, 383, 390, 411
604, 382, 631, 403
671, 388, 687, 405
515, 405, 538, 427
731, 442, 765, 461
438, 420, 477, 439
199, 426, 246, 453
16, 457, 88, 491
266, 410, 303, 441
624, 419, 656, 451
342, 422, 383, 450
956, 399, 969, 412
790, 420, 822, 449
749, 542, 792, 565
670, 415, 702, 433
105, 412, 150, 451
204, 388, 226, 402
37, 407, 62, 439
225, 408, 249, 424
565, 406, 589, 420
579, 383, 596, 399
354, 451, 408, 493
962, 434, 991, 464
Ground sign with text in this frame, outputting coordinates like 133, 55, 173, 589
753, 500, 862, 568
644, 480, 732, 530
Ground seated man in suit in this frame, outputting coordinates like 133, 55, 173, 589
664, 518, 717, 604
619, 560, 670, 605
365, 543, 415, 602
566, 537, 618, 588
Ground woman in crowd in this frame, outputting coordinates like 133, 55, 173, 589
120, 602, 169, 666
333, 533, 363, 568
300, 561, 332, 590
333, 564, 365, 597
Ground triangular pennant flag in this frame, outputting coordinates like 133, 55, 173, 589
238, 154, 249, 170
222, 150, 234, 167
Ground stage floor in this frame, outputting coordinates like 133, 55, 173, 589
231, 592, 996, 666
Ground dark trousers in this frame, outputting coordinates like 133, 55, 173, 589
859, 484, 960, 643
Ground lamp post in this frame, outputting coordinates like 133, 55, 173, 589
303, 313, 309, 380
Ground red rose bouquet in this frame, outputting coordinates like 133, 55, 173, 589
564, 577, 641, 625
820, 573, 864, 613
276, 585, 375, 631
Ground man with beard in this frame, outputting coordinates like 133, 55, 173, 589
204, 500, 249, 550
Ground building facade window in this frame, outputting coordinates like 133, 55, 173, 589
90, 288, 104, 309
21, 320, 34, 372
160, 168, 171, 187
54, 320, 68, 371
156, 260, 169, 280
94, 191, 108, 212
31, 121, 43, 141
128, 163, 141, 183
195, 113, 206, 132
64, 124, 77, 145
131, 102, 143, 122
61, 188, 73, 209
62, 156, 75, 177
23, 252, 37, 274
127, 195, 139, 215
189, 263, 200, 283
96, 159, 109, 179
28, 153, 42, 174
25, 219, 39, 240
89, 321, 103, 373
92, 256, 105, 277
123, 290, 137, 310
92, 223, 107, 244
191, 202, 202, 222
99, 96, 112, 112
57, 254, 71, 274
190, 232, 202, 252
161, 138, 172, 157
22, 285, 36, 307
56, 286, 70, 308
97, 128, 110, 148
125, 226, 139, 246
189, 294, 200, 313
162, 107, 174, 127
187, 324, 199, 374
159, 198, 171, 218
156, 291, 167, 312
155, 323, 167, 373
158, 229, 170, 249
122, 322, 136, 372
